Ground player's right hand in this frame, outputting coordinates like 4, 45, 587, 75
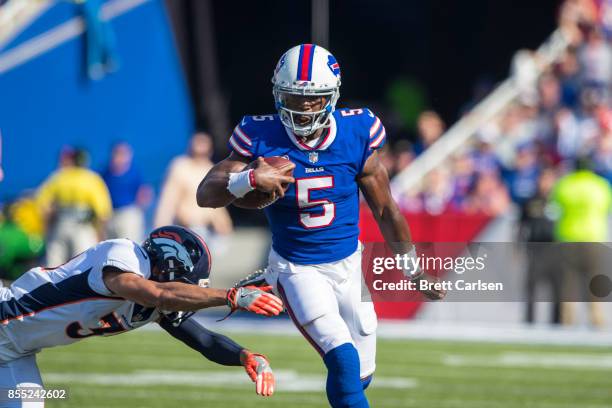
226, 285, 284, 316
252, 157, 295, 198
240, 350, 275, 397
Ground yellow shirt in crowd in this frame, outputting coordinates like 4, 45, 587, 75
36, 167, 112, 221
551, 170, 612, 242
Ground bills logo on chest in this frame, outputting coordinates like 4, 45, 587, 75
302, 151, 325, 173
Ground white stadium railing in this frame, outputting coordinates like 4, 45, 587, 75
0, 0, 52, 50
0, 0, 149, 75
390, 29, 572, 194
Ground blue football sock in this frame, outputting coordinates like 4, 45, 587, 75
323, 343, 369, 408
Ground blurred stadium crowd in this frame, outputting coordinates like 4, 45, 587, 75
0, 0, 610, 310
386, 0, 611, 218
0, 132, 233, 280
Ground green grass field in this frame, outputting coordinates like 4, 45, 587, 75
37, 330, 612, 408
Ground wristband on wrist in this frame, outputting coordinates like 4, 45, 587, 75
227, 169, 256, 198
248, 169, 257, 189
402, 247, 424, 280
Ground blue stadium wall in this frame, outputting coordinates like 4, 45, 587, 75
0, 0, 194, 199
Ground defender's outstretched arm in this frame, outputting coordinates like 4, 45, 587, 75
159, 315, 244, 365
102, 267, 284, 315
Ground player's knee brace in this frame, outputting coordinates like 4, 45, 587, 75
323, 343, 370, 408
361, 374, 373, 390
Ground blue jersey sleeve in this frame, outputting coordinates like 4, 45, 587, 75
227, 116, 257, 158
359, 108, 387, 172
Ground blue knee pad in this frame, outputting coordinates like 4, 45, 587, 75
361, 375, 373, 390
323, 343, 370, 408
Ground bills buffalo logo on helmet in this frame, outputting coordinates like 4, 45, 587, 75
327, 55, 340, 77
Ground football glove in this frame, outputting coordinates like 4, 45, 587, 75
234, 268, 268, 288
226, 286, 283, 316
241, 350, 275, 396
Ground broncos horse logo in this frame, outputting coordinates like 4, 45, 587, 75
152, 237, 194, 277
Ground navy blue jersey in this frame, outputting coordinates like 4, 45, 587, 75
228, 108, 386, 264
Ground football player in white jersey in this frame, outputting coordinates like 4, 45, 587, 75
0, 225, 283, 407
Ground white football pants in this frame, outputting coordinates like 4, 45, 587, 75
265, 245, 377, 378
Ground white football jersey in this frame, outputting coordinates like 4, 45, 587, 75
0, 239, 160, 361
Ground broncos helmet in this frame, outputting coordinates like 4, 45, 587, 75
142, 226, 211, 325
142, 225, 211, 285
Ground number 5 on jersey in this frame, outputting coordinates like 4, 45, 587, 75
296, 176, 335, 229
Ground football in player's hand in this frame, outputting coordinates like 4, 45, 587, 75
233, 156, 294, 209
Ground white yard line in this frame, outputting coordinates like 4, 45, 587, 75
443, 352, 612, 370
61, 388, 328, 405
44, 369, 417, 392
